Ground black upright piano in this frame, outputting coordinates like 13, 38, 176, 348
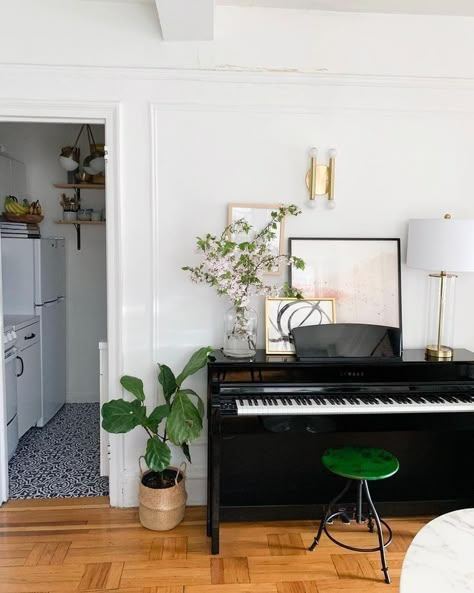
207, 348, 474, 553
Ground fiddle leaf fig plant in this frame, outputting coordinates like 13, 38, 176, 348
101, 346, 213, 478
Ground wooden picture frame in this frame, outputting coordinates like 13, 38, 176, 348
265, 296, 336, 354
227, 203, 286, 275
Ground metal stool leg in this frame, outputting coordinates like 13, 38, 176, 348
362, 480, 390, 584
367, 505, 374, 533
356, 480, 363, 524
308, 479, 352, 551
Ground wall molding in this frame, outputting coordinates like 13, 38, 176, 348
3, 62, 474, 92
149, 90, 474, 506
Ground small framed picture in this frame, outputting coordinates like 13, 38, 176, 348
265, 297, 336, 354
227, 203, 285, 275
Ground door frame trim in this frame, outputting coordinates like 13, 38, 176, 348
0, 99, 124, 506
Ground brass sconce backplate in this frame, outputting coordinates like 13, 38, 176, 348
305, 165, 330, 196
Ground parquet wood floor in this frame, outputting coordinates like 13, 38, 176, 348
0, 497, 431, 593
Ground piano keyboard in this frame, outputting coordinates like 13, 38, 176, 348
227, 393, 474, 415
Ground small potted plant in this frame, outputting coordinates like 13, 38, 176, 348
101, 346, 212, 531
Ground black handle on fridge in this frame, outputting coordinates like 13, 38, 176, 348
16, 356, 24, 378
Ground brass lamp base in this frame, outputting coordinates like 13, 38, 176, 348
425, 345, 453, 360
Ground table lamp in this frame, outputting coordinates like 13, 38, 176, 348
407, 214, 474, 359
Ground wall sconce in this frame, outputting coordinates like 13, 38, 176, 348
305, 147, 337, 209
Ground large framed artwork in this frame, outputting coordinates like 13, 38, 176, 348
228, 203, 285, 274
265, 297, 336, 354
289, 238, 402, 330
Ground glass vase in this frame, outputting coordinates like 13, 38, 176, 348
223, 306, 257, 358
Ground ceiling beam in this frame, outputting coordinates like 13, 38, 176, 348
154, 0, 215, 41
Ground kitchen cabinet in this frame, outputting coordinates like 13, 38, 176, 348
16, 321, 41, 437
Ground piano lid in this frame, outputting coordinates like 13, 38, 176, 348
207, 348, 474, 385
291, 323, 402, 361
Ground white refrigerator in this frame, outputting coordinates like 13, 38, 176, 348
2, 238, 66, 426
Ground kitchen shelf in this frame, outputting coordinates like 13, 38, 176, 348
55, 220, 105, 225
53, 183, 105, 190
55, 220, 105, 250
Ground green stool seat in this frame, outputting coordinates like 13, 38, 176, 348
322, 446, 399, 481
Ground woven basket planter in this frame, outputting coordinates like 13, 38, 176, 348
138, 463, 187, 531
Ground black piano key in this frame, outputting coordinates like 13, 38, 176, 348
263, 399, 267, 406
301, 399, 307, 406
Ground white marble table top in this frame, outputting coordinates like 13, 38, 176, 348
401, 508, 474, 593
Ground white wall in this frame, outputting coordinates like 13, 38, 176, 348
1, 3, 474, 505
0, 123, 107, 403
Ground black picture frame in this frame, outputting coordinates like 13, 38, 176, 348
289, 237, 402, 339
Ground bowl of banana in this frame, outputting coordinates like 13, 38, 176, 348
3, 196, 44, 223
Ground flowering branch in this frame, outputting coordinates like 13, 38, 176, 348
183, 205, 305, 309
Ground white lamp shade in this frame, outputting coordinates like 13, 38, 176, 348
407, 218, 474, 272
90, 155, 105, 174
58, 155, 79, 172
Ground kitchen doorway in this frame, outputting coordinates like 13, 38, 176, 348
0, 103, 123, 506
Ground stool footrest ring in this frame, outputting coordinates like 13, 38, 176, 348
323, 510, 393, 552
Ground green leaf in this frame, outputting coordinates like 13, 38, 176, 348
176, 347, 213, 387
120, 375, 145, 402
145, 436, 171, 473
181, 388, 205, 419
146, 404, 171, 433
131, 399, 147, 423
293, 257, 305, 270
158, 364, 177, 404
181, 442, 192, 463
101, 399, 142, 433
167, 390, 203, 446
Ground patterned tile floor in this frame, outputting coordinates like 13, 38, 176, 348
8, 403, 109, 499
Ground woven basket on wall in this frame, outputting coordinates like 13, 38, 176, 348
138, 461, 187, 531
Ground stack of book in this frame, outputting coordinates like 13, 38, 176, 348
0, 222, 41, 239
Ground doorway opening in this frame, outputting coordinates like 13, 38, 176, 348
0, 118, 117, 502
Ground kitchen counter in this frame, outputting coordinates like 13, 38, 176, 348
4, 315, 40, 331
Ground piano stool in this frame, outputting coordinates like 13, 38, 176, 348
308, 445, 400, 585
